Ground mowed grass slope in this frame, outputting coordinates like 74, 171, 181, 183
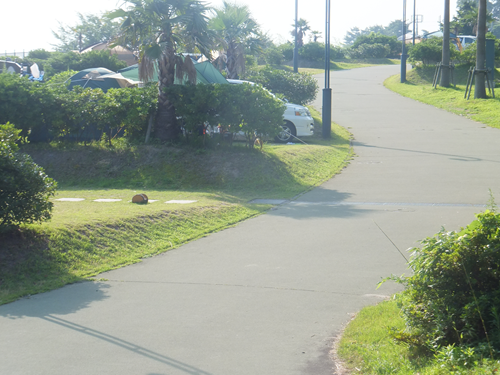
0, 114, 352, 305
385, 65, 500, 129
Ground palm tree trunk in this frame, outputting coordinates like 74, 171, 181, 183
475, 0, 487, 99
440, 0, 451, 87
155, 53, 180, 141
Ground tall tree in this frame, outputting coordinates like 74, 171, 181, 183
453, 0, 493, 34
210, 1, 261, 79
110, 0, 213, 141
475, 0, 488, 98
52, 12, 122, 52
290, 18, 310, 47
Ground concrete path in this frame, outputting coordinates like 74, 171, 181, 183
2, 65, 500, 375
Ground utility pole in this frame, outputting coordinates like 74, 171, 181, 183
440, 0, 451, 87
413, 0, 416, 45
293, 0, 299, 73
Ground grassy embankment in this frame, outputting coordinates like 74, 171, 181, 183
336, 65, 500, 374
0, 108, 352, 305
385, 64, 500, 129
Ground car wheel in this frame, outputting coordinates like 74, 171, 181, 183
275, 121, 296, 143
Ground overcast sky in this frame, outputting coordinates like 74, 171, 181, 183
1, 0, 458, 54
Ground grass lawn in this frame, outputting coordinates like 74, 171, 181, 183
0, 110, 352, 305
384, 65, 500, 129
337, 298, 500, 374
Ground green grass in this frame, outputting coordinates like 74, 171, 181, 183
337, 299, 500, 374
0, 117, 352, 305
385, 65, 500, 129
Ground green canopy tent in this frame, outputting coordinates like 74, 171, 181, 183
67, 67, 139, 92
117, 61, 228, 85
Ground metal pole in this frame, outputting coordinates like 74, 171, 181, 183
413, 0, 416, 45
401, 0, 407, 83
322, 0, 332, 138
293, 0, 299, 73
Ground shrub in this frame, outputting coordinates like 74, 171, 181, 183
351, 32, 399, 58
408, 37, 460, 65
0, 123, 57, 233
165, 83, 284, 145
347, 43, 391, 59
245, 67, 319, 105
299, 42, 325, 63
391, 210, 500, 355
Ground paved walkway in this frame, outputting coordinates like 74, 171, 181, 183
2, 65, 500, 375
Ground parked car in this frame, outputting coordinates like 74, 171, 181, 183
227, 79, 315, 143
458, 35, 476, 49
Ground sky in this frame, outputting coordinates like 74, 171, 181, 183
1, 0, 459, 55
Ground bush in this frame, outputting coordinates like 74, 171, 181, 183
299, 42, 325, 63
347, 43, 391, 59
245, 67, 319, 105
0, 72, 157, 144
351, 32, 399, 58
392, 210, 500, 355
0, 123, 57, 233
408, 38, 460, 65
165, 83, 285, 145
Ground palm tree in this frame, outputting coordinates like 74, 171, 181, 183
210, 1, 261, 79
290, 18, 310, 48
110, 0, 213, 141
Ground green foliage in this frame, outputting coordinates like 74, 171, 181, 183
348, 43, 391, 59
408, 38, 460, 65
44, 50, 127, 76
0, 72, 157, 144
52, 12, 121, 52
392, 211, 500, 355
349, 32, 399, 58
27, 49, 53, 60
165, 83, 284, 144
280, 43, 294, 61
299, 42, 325, 62
245, 67, 319, 105
0, 123, 57, 232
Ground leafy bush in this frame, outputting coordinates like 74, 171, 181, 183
347, 43, 391, 59
351, 32, 399, 58
299, 42, 325, 63
42, 50, 127, 77
0, 72, 157, 144
166, 83, 285, 145
0, 123, 57, 233
392, 210, 500, 355
408, 38, 460, 65
245, 67, 319, 105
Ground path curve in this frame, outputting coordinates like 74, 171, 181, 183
2, 66, 500, 375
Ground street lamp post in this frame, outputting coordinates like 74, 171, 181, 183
293, 0, 299, 73
322, 0, 331, 138
401, 0, 407, 83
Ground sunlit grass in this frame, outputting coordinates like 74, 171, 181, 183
338, 299, 500, 374
385, 66, 500, 129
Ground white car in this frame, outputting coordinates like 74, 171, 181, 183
227, 79, 315, 143
458, 35, 476, 49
